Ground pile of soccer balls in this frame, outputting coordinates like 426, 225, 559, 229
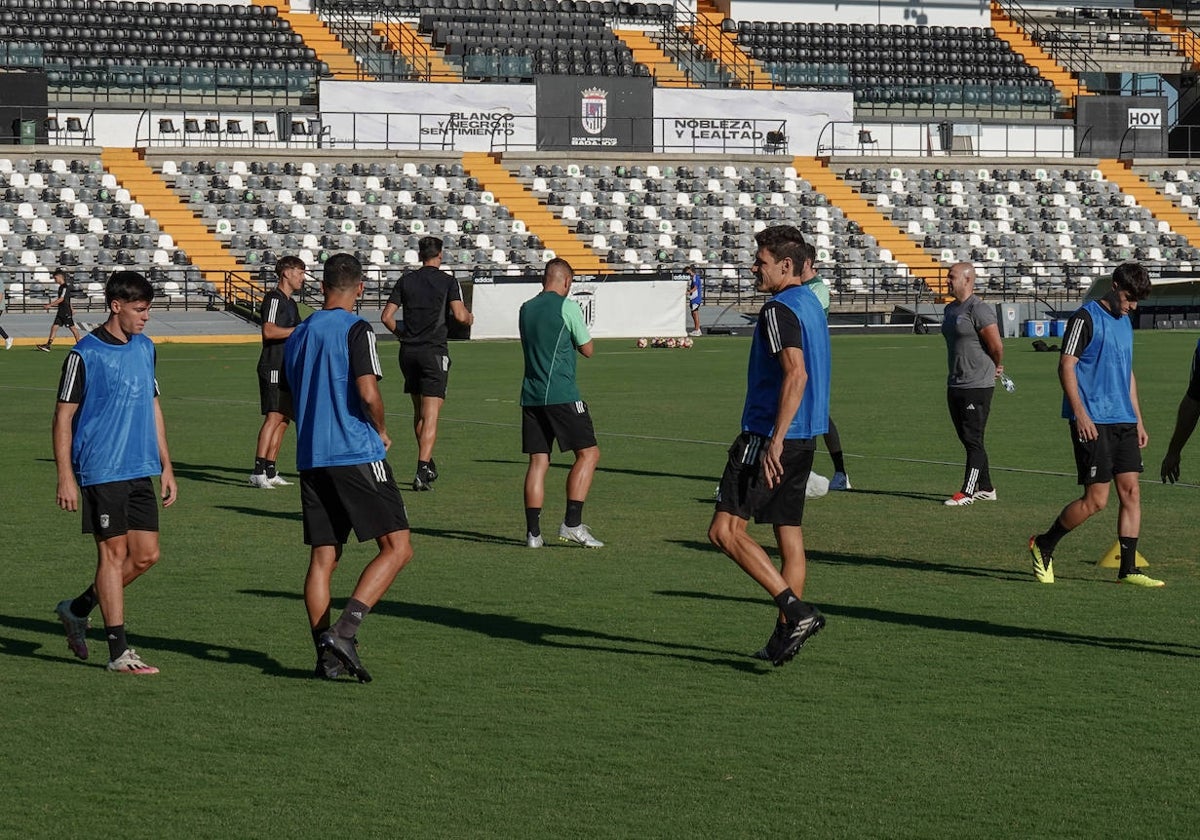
636, 337, 694, 349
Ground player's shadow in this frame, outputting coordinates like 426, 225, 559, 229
0, 613, 310, 677
475, 458, 718, 484
216, 504, 303, 523
410, 526, 521, 547
172, 459, 265, 488
832, 488, 953, 503
654, 591, 1200, 658
665, 540, 1027, 582
240, 588, 766, 673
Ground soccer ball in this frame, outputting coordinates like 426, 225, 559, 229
666, 338, 678, 348
636, 337, 648, 348
680, 336, 693, 349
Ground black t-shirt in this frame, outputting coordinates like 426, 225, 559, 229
257, 287, 301, 374
758, 299, 804, 355
386, 265, 463, 349
55, 282, 76, 317
56, 325, 159, 404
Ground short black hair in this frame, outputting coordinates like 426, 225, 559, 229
754, 225, 807, 274
418, 236, 443, 263
1112, 262, 1152, 301
106, 270, 155, 305
322, 252, 362, 292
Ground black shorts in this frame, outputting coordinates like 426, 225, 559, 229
258, 372, 291, 416
1070, 421, 1143, 485
715, 432, 815, 526
300, 460, 409, 546
522, 402, 597, 454
399, 345, 450, 398
81, 477, 159, 538
54, 313, 76, 328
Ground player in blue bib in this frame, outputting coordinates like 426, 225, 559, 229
1029, 262, 1161, 587
708, 225, 829, 667
51, 271, 176, 675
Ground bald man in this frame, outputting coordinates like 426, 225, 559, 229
941, 262, 1003, 506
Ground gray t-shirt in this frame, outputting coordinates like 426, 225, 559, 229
942, 294, 997, 389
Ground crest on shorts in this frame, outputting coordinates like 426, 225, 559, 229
100, 514, 110, 529
581, 88, 607, 135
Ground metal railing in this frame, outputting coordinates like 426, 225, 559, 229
815, 120, 1075, 159
999, 0, 1103, 77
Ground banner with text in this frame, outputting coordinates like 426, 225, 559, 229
320, 81, 536, 150
653, 88, 852, 155
471, 275, 686, 339
535, 76, 653, 152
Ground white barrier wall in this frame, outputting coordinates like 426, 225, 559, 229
471, 279, 687, 339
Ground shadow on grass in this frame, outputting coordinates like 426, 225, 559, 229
240, 588, 766, 673
667, 540, 1028, 582
410, 526, 519, 547
0, 614, 311, 678
172, 459, 262, 488
216, 504, 303, 523
829, 488, 951, 503
654, 590, 1200, 658
475, 457, 718, 484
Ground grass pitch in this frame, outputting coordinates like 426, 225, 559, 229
3, 329, 1200, 838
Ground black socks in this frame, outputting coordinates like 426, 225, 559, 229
772, 588, 811, 623
1117, 536, 1139, 578
525, 507, 541, 537
105, 624, 128, 661
70, 586, 98, 618
565, 500, 584, 528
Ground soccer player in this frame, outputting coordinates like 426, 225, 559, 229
687, 265, 703, 336
941, 262, 1003, 506
283, 253, 413, 682
249, 256, 305, 488
51, 271, 176, 674
798, 241, 851, 491
708, 225, 828, 666
1028, 262, 1161, 587
0, 275, 13, 349
519, 258, 602, 548
37, 268, 83, 351
1160, 339, 1200, 484
380, 236, 474, 491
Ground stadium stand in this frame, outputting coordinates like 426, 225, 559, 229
6, 0, 1200, 326
0, 0, 326, 102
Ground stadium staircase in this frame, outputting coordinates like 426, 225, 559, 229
613, 30, 693, 87
462, 153, 605, 273
100, 148, 250, 292
791, 156, 946, 292
373, 20, 461, 82
1095, 158, 1200, 246
690, 0, 773, 90
254, 0, 365, 81
1143, 9, 1200, 67
990, 1, 1087, 108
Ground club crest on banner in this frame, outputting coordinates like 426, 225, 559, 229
581, 88, 608, 135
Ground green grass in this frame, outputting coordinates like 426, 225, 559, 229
4, 330, 1200, 838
